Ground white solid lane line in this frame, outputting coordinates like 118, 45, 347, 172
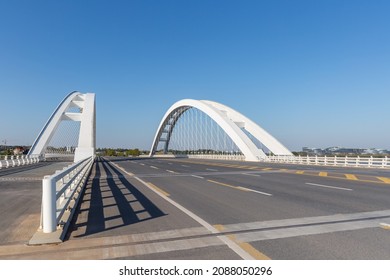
206, 168, 218, 171
236, 187, 273, 196
133, 176, 255, 260
191, 175, 205, 179
241, 173, 261, 177
305, 183, 353, 191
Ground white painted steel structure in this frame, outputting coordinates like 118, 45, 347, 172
150, 99, 292, 161
40, 156, 94, 235
267, 155, 390, 169
0, 155, 42, 169
28, 91, 96, 162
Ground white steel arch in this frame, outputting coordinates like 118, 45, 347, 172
28, 91, 96, 162
149, 99, 292, 161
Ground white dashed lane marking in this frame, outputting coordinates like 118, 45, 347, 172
305, 183, 353, 191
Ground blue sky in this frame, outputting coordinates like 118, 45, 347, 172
1, 0, 389, 151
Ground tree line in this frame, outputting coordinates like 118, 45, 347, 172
96, 148, 147, 157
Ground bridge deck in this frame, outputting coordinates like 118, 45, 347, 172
0, 161, 71, 245
1, 158, 390, 259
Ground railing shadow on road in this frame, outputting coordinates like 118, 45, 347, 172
69, 158, 166, 238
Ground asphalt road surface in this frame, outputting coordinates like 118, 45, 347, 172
1, 157, 389, 260
68, 157, 390, 260
0, 161, 72, 245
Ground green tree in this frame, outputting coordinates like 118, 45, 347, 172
127, 149, 140, 157
105, 148, 115, 156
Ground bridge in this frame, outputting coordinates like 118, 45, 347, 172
0, 91, 390, 260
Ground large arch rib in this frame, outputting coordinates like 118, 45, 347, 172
28, 91, 96, 162
149, 99, 292, 161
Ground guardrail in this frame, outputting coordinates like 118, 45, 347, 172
0, 154, 43, 169
40, 156, 95, 236
266, 155, 390, 169
187, 154, 246, 161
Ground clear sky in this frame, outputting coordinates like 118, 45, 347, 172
1, 0, 389, 151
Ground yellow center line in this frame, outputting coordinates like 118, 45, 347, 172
380, 223, 390, 230
295, 172, 389, 185
207, 179, 238, 189
166, 159, 390, 186
238, 241, 271, 260
146, 182, 170, 197
170, 159, 272, 172
240, 166, 254, 169
235, 186, 251, 192
345, 174, 358, 180
213, 224, 271, 260
207, 180, 272, 196
377, 177, 390, 184
213, 224, 225, 232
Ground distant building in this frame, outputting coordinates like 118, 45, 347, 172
302, 146, 390, 156
13, 146, 25, 155
302, 147, 324, 155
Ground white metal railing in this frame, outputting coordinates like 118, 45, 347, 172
188, 154, 246, 161
150, 153, 246, 161
266, 155, 390, 169
41, 156, 95, 233
0, 154, 43, 169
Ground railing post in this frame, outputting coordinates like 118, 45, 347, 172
42, 176, 57, 233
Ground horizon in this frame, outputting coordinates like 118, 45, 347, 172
1, 144, 390, 154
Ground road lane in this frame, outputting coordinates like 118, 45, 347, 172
65, 158, 242, 260
4, 157, 389, 259
111, 157, 390, 259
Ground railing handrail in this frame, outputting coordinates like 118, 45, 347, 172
49, 156, 90, 181
41, 156, 95, 234
0, 154, 43, 169
266, 155, 389, 169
